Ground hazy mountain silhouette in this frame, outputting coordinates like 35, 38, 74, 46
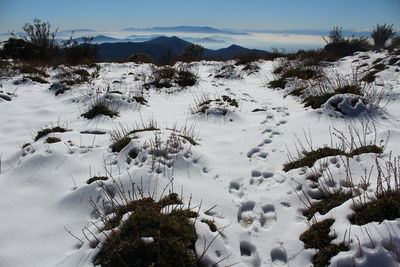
96, 36, 268, 62
121, 26, 247, 35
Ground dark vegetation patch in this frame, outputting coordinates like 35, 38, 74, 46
269, 78, 287, 89
361, 70, 380, 83
350, 191, 400, 225
110, 136, 132, 153
284, 147, 343, 172
128, 127, 159, 135
45, 137, 61, 143
132, 96, 147, 105
201, 219, 218, 232
313, 244, 349, 267
373, 63, 386, 71
81, 103, 119, 119
388, 57, 399, 66
281, 68, 319, 80
35, 126, 67, 141
303, 85, 363, 109
80, 130, 106, 135
26, 75, 49, 83
0, 94, 12, 101
87, 176, 109, 184
94, 194, 199, 267
192, 95, 239, 116
145, 66, 196, 89
372, 58, 384, 65
22, 143, 31, 149
12, 65, 49, 77
289, 87, 307, 97
175, 70, 197, 87
300, 219, 349, 267
348, 145, 383, 157
178, 134, 198, 146
55, 86, 71, 96
126, 53, 154, 64
283, 145, 382, 172
234, 51, 266, 65
303, 192, 353, 220
300, 219, 336, 249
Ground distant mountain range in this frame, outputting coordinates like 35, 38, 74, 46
96, 36, 268, 63
72, 34, 226, 44
121, 26, 248, 35
246, 29, 371, 37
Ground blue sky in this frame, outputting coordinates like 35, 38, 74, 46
1, 0, 399, 33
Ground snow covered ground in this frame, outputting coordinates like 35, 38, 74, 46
0, 50, 399, 266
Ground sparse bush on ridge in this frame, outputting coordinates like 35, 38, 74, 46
86, 176, 109, 184
300, 71, 384, 111
45, 136, 61, 143
234, 51, 266, 65
2, 18, 98, 66
25, 75, 49, 84
284, 122, 384, 172
81, 102, 119, 119
350, 155, 400, 225
35, 126, 68, 141
372, 24, 396, 49
126, 53, 154, 64
145, 65, 197, 89
87, 180, 210, 267
190, 93, 239, 116
178, 44, 204, 63
299, 219, 349, 267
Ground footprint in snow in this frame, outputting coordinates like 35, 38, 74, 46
276, 120, 287, 126
237, 200, 256, 227
229, 178, 245, 198
259, 204, 277, 230
258, 138, 272, 147
240, 240, 261, 267
247, 147, 260, 158
270, 246, 288, 266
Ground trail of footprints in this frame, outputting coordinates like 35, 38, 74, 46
231, 106, 290, 266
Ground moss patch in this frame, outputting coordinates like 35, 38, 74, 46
94, 194, 199, 267
45, 137, 61, 143
82, 103, 119, 119
35, 126, 67, 141
300, 219, 348, 267
26, 75, 49, 83
269, 78, 287, 89
87, 176, 109, 184
350, 191, 400, 225
110, 136, 132, 153
283, 147, 343, 172
303, 192, 352, 220
313, 244, 349, 267
284, 145, 383, 172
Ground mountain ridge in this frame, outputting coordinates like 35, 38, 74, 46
96, 36, 268, 62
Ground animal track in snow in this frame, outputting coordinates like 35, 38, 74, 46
262, 172, 273, 179
262, 128, 272, 134
259, 204, 277, 229
247, 148, 260, 158
237, 201, 256, 227
229, 178, 245, 198
270, 247, 288, 266
276, 120, 287, 126
257, 152, 269, 159
240, 241, 261, 267
258, 138, 272, 147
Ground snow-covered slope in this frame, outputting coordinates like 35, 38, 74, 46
0, 50, 399, 266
